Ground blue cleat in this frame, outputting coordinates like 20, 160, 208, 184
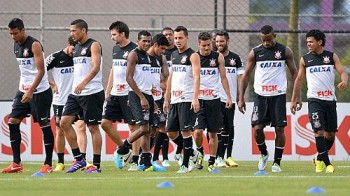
114, 149, 132, 169
152, 161, 166, 172
66, 159, 86, 173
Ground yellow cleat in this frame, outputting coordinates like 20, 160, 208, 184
225, 157, 239, 167
53, 163, 65, 172
81, 161, 94, 171
325, 165, 335, 173
315, 160, 324, 173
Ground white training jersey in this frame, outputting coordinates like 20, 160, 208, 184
170, 48, 196, 104
14, 36, 49, 93
253, 43, 288, 96
46, 50, 74, 105
303, 50, 337, 101
110, 42, 137, 96
150, 55, 163, 101
72, 38, 103, 96
131, 48, 153, 95
219, 51, 244, 103
198, 51, 220, 100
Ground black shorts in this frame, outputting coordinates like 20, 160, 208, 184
166, 102, 196, 132
220, 102, 235, 131
251, 94, 287, 127
10, 88, 52, 124
54, 105, 83, 126
151, 98, 166, 127
102, 95, 135, 124
194, 98, 223, 132
62, 90, 104, 125
308, 98, 337, 132
128, 91, 154, 126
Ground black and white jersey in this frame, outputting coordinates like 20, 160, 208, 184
164, 46, 177, 67
14, 36, 49, 93
46, 50, 73, 105
72, 38, 103, 96
198, 51, 220, 100
111, 42, 137, 96
150, 55, 163, 101
303, 50, 336, 101
253, 42, 287, 96
131, 48, 153, 95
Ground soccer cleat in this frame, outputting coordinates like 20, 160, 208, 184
152, 161, 166, 172
81, 161, 94, 171
315, 160, 324, 173
128, 163, 138, 171
39, 164, 53, 173
162, 159, 171, 167
53, 163, 65, 172
174, 154, 183, 166
114, 149, 132, 169
258, 152, 269, 171
271, 163, 282, 172
208, 164, 218, 173
225, 157, 239, 167
215, 157, 227, 167
84, 165, 101, 173
66, 159, 86, 173
177, 165, 189, 174
325, 165, 335, 173
197, 153, 204, 170
1, 162, 24, 173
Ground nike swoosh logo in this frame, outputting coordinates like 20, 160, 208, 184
10, 166, 21, 170
60, 61, 65, 63
258, 55, 264, 57
308, 59, 314, 62
88, 119, 95, 122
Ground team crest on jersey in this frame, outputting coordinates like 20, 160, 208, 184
123, 51, 129, 59
81, 47, 88, 55
181, 55, 187, 64
274, 51, 282, 59
229, 58, 236, 66
323, 56, 330, 64
209, 58, 216, 67
23, 48, 29, 57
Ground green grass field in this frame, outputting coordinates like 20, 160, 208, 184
0, 161, 349, 196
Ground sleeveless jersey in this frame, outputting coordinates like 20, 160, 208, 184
72, 38, 103, 96
14, 36, 49, 93
150, 55, 163, 101
303, 50, 336, 101
110, 42, 137, 96
219, 51, 244, 103
46, 50, 74, 105
170, 48, 196, 104
198, 51, 220, 100
253, 42, 287, 96
132, 48, 152, 95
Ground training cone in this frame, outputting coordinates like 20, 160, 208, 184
254, 170, 268, 175
156, 181, 174, 188
307, 186, 325, 194
31, 172, 44, 177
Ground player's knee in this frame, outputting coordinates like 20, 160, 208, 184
101, 120, 111, 133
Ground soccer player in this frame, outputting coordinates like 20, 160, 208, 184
101, 21, 140, 171
211, 29, 220, 51
215, 30, 243, 167
147, 34, 169, 166
2, 18, 54, 173
238, 25, 298, 172
193, 31, 232, 172
115, 31, 164, 171
163, 26, 201, 173
291, 29, 348, 173
161, 27, 183, 165
60, 19, 104, 173
46, 36, 87, 171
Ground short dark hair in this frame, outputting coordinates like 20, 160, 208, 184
109, 21, 130, 38
162, 27, 173, 33
211, 29, 220, 37
68, 36, 77, 46
174, 26, 188, 36
198, 31, 211, 41
137, 30, 151, 40
260, 25, 274, 34
71, 19, 88, 32
216, 30, 230, 40
8, 18, 24, 30
306, 29, 326, 47
151, 33, 169, 46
